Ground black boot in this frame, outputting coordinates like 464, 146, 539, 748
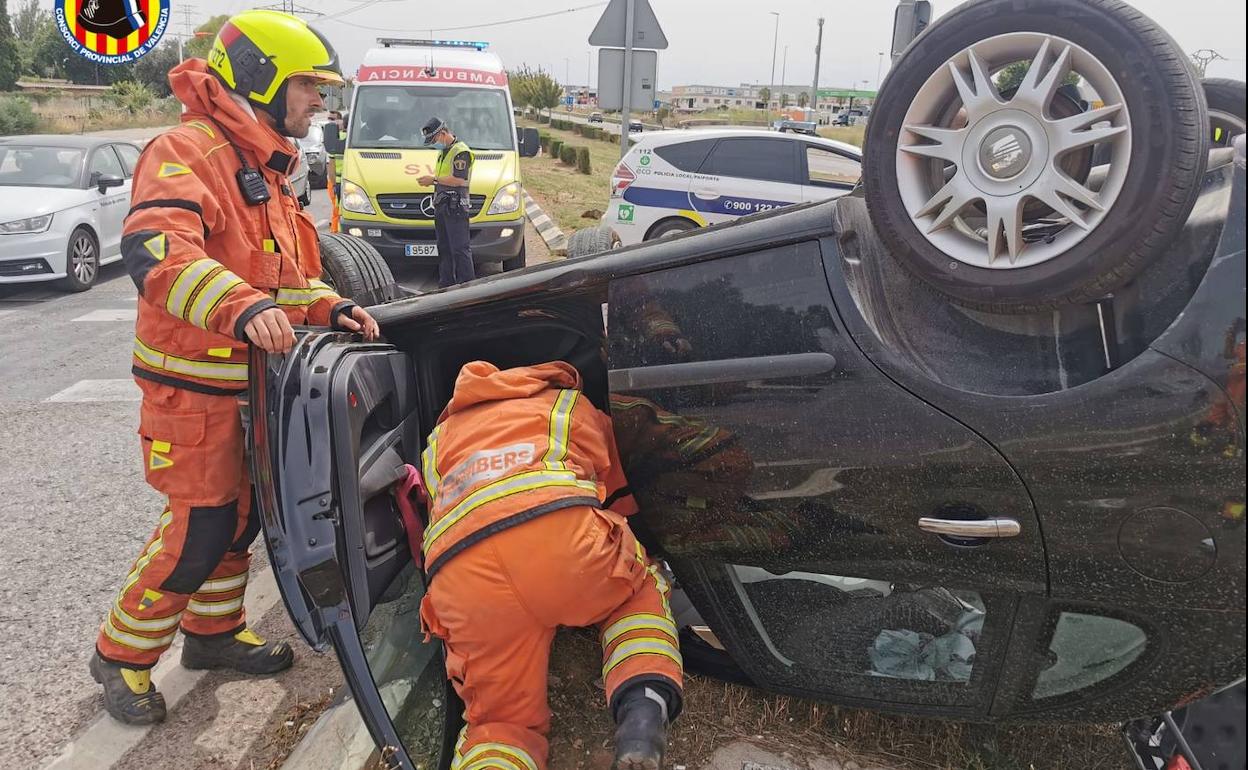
89, 652, 167, 726
181, 627, 293, 675
612, 685, 670, 770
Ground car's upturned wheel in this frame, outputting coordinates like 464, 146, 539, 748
565, 225, 622, 259
57, 226, 99, 293
1204, 78, 1246, 147
318, 232, 402, 307
646, 218, 699, 241
864, 0, 1208, 313
501, 242, 527, 272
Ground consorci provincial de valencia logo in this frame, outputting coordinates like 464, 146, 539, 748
55, 0, 171, 65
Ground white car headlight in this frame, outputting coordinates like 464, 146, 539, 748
0, 213, 54, 235
487, 182, 522, 215
341, 181, 376, 215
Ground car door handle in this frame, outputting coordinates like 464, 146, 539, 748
691, 188, 720, 199
918, 517, 1021, 538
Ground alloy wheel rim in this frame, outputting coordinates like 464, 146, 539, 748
896, 32, 1132, 270
73, 235, 97, 284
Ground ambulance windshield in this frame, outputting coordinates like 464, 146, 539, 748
351, 86, 514, 151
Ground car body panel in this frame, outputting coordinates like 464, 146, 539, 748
256, 137, 1244, 768
604, 129, 861, 246
0, 137, 138, 285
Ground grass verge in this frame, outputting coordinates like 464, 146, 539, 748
817, 124, 867, 147
519, 118, 617, 235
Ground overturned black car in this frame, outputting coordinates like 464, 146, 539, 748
254, 1, 1245, 768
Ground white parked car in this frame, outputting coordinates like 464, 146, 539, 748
0, 135, 140, 292
603, 128, 861, 246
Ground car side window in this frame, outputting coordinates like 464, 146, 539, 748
699, 138, 799, 185
114, 144, 141, 178
806, 145, 861, 189
88, 146, 125, 183
653, 139, 716, 172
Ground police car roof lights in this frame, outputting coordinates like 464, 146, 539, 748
377, 38, 489, 50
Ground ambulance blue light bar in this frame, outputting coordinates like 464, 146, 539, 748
377, 38, 489, 50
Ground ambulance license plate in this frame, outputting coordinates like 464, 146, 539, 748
405, 244, 438, 257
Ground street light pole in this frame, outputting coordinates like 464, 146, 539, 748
768, 11, 779, 127
876, 52, 884, 89
810, 17, 824, 122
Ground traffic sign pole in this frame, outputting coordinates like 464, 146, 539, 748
619, 0, 636, 161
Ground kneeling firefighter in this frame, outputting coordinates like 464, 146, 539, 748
90, 10, 378, 726
419, 361, 683, 770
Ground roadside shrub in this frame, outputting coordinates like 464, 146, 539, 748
538, 133, 551, 153
559, 144, 576, 165
576, 146, 591, 175
0, 96, 38, 135
549, 138, 563, 159
107, 81, 154, 115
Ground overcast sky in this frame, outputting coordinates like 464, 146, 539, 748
199, 0, 1246, 90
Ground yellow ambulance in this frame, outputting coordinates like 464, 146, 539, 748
334, 39, 539, 272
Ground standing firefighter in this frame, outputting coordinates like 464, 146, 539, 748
90, 10, 379, 726
419, 361, 683, 770
417, 117, 476, 287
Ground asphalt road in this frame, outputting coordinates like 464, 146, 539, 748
0, 174, 551, 767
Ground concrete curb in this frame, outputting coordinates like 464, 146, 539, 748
43, 566, 282, 770
524, 191, 567, 253
279, 692, 374, 770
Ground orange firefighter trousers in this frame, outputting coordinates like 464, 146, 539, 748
421, 505, 682, 770
96, 381, 259, 668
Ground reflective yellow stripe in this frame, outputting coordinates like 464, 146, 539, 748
462, 759, 522, 770
101, 616, 177, 651
423, 470, 599, 552
542, 389, 578, 470
111, 602, 182, 633
166, 258, 219, 320
422, 425, 444, 502
458, 743, 538, 770
121, 511, 173, 594
197, 572, 248, 594
602, 613, 677, 648
134, 337, 248, 382
275, 286, 338, 306
186, 595, 244, 617
602, 637, 683, 678
187, 270, 245, 329
308, 279, 333, 291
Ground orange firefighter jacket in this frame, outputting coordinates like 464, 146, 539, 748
122, 59, 353, 396
420, 361, 635, 578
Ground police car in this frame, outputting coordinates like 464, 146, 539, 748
604, 128, 861, 245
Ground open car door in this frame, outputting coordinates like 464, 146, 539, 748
250, 331, 459, 769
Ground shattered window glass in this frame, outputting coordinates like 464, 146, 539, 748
1032, 612, 1147, 700
733, 567, 986, 684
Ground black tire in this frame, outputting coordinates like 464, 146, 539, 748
1204, 78, 1246, 147
645, 218, 699, 241
57, 226, 99, 293
318, 232, 401, 307
298, 190, 312, 208
501, 242, 527, 272
864, 0, 1208, 313
565, 225, 622, 259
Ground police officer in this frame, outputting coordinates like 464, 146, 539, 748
418, 117, 475, 287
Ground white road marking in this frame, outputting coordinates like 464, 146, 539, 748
72, 309, 137, 323
46, 380, 141, 403
43, 566, 282, 770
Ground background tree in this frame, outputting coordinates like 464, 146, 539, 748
995, 60, 1080, 93
757, 86, 771, 107
185, 15, 228, 60
780, 92, 790, 108
520, 68, 562, 120
130, 41, 180, 97
0, 0, 23, 90
12, 0, 49, 76
797, 91, 809, 108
